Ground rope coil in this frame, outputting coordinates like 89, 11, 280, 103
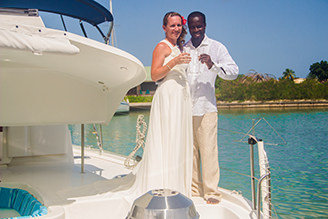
124, 114, 147, 169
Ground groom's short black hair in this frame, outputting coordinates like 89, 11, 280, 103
188, 11, 206, 25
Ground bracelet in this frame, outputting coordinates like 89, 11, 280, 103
166, 64, 172, 71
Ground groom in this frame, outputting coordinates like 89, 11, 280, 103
184, 11, 238, 204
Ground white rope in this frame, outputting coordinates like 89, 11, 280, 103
124, 114, 147, 169
92, 124, 103, 155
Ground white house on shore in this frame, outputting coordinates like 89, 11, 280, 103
294, 78, 306, 84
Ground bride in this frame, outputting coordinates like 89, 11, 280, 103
136, 11, 193, 197
60, 12, 193, 219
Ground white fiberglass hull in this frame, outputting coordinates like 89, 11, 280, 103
0, 14, 146, 126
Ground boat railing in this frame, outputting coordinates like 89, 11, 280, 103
239, 135, 272, 219
54, 10, 112, 45
75, 18, 112, 44
219, 137, 273, 218
258, 172, 271, 219
79, 123, 103, 174
220, 117, 285, 219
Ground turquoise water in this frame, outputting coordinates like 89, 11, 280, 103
69, 107, 328, 219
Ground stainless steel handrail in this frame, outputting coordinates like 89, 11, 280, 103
257, 173, 270, 219
81, 124, 85, 174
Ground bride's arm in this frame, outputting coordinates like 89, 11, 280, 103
151, 42, 174, 82
151, 43, 190, 82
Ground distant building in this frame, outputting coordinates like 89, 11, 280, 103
127, 66, 157, 95
294, 78, 306, 84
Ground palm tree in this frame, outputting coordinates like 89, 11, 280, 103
282, 68, 296, 80
241, 69, 276, 83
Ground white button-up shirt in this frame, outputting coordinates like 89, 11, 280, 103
184, 35, 239, 116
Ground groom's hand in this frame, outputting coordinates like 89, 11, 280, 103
199, 54, 214, 69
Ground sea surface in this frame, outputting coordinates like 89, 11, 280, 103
69, 107, 328, 219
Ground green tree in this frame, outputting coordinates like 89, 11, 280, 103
282, 68, 296, 80
307, 60, 328, 81
215, 77, 327, 102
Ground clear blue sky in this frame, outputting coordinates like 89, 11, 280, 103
43, 0, 328, 79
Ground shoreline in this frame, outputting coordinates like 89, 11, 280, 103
130, 100, 328, 110
216, 100, 328, 108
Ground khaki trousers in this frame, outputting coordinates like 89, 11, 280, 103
192, 112, 221, 201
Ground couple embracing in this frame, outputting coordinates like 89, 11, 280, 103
143, 11, 239, 204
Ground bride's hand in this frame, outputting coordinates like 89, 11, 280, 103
175, 53, 191, 65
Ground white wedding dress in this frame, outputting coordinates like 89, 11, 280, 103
131, 39, 193, 196
60, 40, 193, 219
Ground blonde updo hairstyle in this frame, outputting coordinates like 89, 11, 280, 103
163, 12, 187, 51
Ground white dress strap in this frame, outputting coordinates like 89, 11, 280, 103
160, 39, 175, 50
160, 40, 180, 67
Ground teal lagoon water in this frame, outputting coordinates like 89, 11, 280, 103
69, 107, 328, 219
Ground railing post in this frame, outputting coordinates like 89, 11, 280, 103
250, 119, 256, 210
250, 143, 256, 210
81, 124, 85, 174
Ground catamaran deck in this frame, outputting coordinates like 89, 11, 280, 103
1, 146, 254, 219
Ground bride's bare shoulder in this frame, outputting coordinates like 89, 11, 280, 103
153, 42, 171, 56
